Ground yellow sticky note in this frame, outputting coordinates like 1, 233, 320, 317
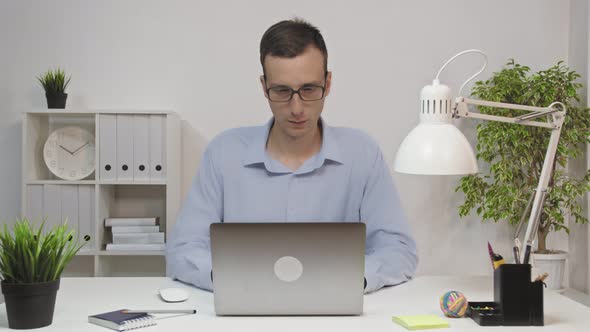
392, 315, 450, 330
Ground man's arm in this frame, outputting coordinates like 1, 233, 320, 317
166, 145, 222, 292
361, 148, 418, 293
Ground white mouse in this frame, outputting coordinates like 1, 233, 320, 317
159, 287, 189, 302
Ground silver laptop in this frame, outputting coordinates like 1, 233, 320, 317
210, 222, 366, 316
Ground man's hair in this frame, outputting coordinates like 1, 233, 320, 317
259, 18, 328, 78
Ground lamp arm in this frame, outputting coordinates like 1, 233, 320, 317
521, 120, 564, 264
454, 97, 563, 129
454, 97, 566, 264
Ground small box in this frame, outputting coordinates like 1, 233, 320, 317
468, 301, 500, 326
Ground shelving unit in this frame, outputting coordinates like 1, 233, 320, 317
21, 109, 182, 277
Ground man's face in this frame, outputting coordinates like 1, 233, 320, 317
260, 46, 332, 140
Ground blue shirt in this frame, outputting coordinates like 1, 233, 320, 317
166, 118, 418, 293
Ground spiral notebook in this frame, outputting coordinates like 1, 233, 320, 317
88, 309, 156, 331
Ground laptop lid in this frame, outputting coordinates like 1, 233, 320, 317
210, 222, 365, 316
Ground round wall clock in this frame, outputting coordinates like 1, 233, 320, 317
43, 126, 96, 180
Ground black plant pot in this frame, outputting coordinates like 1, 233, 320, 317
45, 92, 67, 109
1, 279, 60, 329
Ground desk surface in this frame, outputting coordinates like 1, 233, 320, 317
1, 276, 589, 331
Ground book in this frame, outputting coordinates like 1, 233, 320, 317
105, 243, 166, 251
88, 309, 156, 330
105, 217, 159, 227
392, 315, 449, 330
111, 226, 161, 233
112, 232, 165, 244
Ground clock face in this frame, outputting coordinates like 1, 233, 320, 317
43, 126, 96, 180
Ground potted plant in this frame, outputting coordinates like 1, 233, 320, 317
456, 60, 590, 289
0, 219, 89, 329
37, 68, 71, 109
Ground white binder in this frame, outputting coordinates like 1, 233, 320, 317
78, 185, 95, 247
99, 114, 117, 181
26, 184, 44, 224
43, 184, 61, 230
112, 232, 165, 244
116, 114, 134, 181
133, 115, 150, 182
60, 185, 79, 234
149, 115, 166, 182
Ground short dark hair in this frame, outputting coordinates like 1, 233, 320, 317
259, 18, 328, 78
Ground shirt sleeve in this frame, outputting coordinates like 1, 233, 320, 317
361, 147, 418, 293
165, 144, 223, 292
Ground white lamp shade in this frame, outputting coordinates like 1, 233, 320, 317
394, 122, 478, 175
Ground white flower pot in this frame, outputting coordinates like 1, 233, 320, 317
532, 251, 567, 290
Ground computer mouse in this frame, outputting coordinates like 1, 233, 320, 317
159, 287, 189, 302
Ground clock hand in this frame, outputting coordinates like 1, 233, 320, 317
59, 145, 74, 155
72, 141, 90, 155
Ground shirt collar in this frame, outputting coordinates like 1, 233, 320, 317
242, 117, 343, 173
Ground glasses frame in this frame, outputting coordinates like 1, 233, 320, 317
264, 72, 328, 102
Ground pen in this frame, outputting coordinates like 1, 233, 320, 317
487, 242, 505, 270
523, 244, 532, 266
513, 238, 521, 264
487, 242, 495, 269
123, 309, 197, 314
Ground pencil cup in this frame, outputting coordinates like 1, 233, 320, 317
469, 264, 544, 326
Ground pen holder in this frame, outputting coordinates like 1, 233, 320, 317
468, 264, 544, 326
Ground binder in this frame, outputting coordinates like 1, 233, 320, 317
43, 184, 61, 230
116, 114, 134, 181
59, 185, 79, 234
112, 232, 165, 244
104, 217, 159, 227
25, 184, 44, 224
149, 115, 166, 182
105, 243, 166, 251
99, 114, 117, 181
133, 115, 150, 182
111, 226, 160, 233
78, 185, 95, 247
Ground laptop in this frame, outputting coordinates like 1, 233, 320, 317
210, 222, 366, 316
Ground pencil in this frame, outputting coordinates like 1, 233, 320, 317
534, 272, 549, 282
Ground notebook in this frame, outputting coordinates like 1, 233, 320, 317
88, 309, 156, 331
392, 314, 449, 330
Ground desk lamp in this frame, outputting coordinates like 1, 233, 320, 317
394, 50, 566, 264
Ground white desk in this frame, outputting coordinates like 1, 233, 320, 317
1, 276, 589, 331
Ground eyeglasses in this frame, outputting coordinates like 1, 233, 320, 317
266, 84, 326, 102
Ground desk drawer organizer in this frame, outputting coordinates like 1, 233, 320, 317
468, 264, 544, 326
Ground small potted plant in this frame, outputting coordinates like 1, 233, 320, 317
0, 219, 89, 329
37, 68, 71, 109
457, 60, 590, 289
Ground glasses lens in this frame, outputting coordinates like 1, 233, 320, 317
299, 86, 324, 101
268, 87, 293, 102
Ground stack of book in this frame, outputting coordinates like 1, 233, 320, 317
104, 217, 166, 251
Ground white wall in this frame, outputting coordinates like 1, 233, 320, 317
0, 0, 585, 286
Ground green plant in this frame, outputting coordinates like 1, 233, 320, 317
0, 219, 90, 283
37, 68, 71, 94
456, 60, 590, 253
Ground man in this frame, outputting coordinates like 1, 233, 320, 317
166, 18, 417, 293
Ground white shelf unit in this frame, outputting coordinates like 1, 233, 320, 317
21, 110, 182, 277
